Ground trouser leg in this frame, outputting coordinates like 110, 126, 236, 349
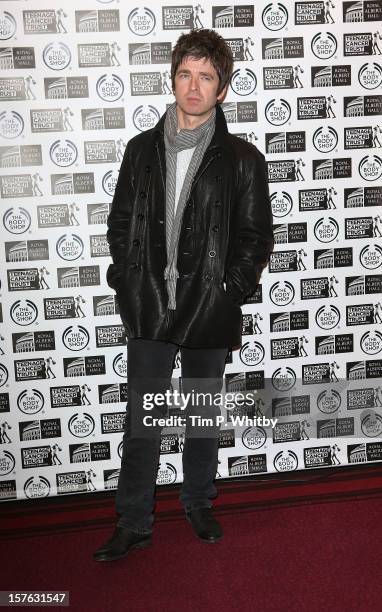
115, 338, 178, 533
178, 346, 229, 512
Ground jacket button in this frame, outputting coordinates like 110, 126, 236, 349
212, 225, 219, 232
138, 213, 144, 220
133, 239, 140, 246
140, 192, 147, 199
209, 250, 216, 257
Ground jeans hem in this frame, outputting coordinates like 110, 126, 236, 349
116, 519, 153, 536
183, 502, 213, 513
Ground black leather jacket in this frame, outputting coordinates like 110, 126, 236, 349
106, 103, 274, 349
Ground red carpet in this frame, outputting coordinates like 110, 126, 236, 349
2, 494, 382, 612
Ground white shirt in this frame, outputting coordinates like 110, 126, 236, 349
174, 147, 196, 216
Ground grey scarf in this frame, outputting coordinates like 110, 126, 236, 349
163, 101, 216, 309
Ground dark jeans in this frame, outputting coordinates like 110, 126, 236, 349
115, 338, 228, 534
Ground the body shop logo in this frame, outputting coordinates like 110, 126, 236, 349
262, 3, 288, 30
56, 234, 84, 260
358, 155, 382, 181
314, 217, 339, 242
317, 389, 341, 414
315, 305, 340, 329
270, 191, 293, 217
273, 450, 298, 471
49, 139, 78, 167
0, 11, 17, 40
270, 280, 295, 305
43, 42, 71, 70
313, 126, 338, 152
17, 388, 45, 415
0, 364, 8, 388
272, 366, 296, 391
68, 412, 95, 437
62, 325, 90, 351
3, 207, 31, 234
242, 426, 267, 450
128, 7, 156, 35
361, 411, 382, 438
239, 341, 265, 366
102, 169, 118, 196
96, 74, 124, 101
359, 244, 382, 270
133, 105, 160, 131
113, 352, 127, 378
10, 300, 38, 326
360, 331, 382, 355
311, 32, 337, 59
157, 461, 177, 485
358, 63, 382, 89
24, 475, 50, 498
265, 98, 291, 125
0, 110, 24, 139
0, 450, 15, 476
230, 68, 257, 96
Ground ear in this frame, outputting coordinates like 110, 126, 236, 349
217, 83, 229, 103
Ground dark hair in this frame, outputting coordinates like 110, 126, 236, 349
171, 29, 234, 95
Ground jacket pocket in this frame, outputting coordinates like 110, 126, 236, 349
106, 263, 125, 291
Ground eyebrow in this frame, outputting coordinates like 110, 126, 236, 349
177, 69, 216, 78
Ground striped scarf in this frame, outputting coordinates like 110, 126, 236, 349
163, 102, 216, 309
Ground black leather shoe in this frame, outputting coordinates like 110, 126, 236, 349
186, 508, 223, 543
93, 527, 152, 562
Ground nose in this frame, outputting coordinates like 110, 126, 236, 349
190, 74, 199, 91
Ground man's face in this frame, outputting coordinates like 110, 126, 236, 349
173, 56, 227, 119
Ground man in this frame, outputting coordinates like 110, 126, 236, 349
94, 29, 274, 562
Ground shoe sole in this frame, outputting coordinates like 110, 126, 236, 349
93, 538, 152, 562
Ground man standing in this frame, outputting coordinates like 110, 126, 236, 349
94, 29, 274, 562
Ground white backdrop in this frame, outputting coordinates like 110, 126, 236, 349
0, 0, 381, 500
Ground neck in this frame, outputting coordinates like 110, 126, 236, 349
176, 104, 214, 130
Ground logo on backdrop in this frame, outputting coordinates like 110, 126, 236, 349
262, 3, 288, 31
96, 74, 124, 102
133, 105, 161, 131
3, 207, 31, 234
62, 326, 90, 351
49, 140, 78, 167
43, 42, 71, 70
311, 32, 337, 59
0, 111, 24, 139
0, 11, 17, 39
17, 389, 45, 415
230, 68, 257, 96
265, 99, 291, 125
10, 300, 38, 326
127, 7, 156, 35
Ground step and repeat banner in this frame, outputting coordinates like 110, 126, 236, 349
0, 1, 381, 501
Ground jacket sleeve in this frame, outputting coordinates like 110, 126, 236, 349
106, 140, 135, 287
224, 149, 274, 306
